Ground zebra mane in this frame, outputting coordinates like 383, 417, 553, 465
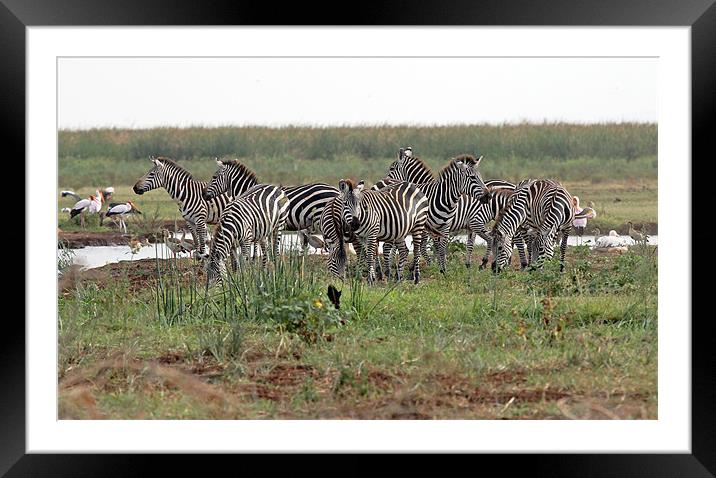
404, 156, 435, 180
341, 178, 358, 189
154, 157, 193, 181
454, 154, 480, 165
220, 159, 259, 184
439, 155, 475, 177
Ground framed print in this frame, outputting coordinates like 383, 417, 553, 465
8, 0, 709, 474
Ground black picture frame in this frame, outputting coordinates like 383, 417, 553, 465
7, 0, 707, 474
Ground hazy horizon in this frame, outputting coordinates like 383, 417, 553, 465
59, 57, 658, 129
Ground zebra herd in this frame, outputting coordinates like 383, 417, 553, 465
132, 148, 578, 285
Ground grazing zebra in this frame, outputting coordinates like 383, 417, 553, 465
133, 156, 232, 258
202, 158, 339, 245
450, 179, 535, 269
206, 184, 290, 284
490, 179, 575, 272
339, 179, 429, 283
319, 195, 356, 278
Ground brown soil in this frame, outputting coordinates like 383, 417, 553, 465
58, 220, 187, 248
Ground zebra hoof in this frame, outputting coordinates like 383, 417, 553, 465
479, 262, 487, 270
465, 262, 471, 269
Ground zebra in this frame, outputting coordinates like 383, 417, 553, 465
206, 184, 290, 284
318, 194, 362, 279
402, 155, 488, 274
378, 148, 499, 273
201, 158, 339, 247
449, 179, 534, 269
339, 179, 429, 284
133, 156, 232, 258
489, 179, 575, 272
318, 193, 407, 281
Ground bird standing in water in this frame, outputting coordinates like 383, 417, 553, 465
572, 196, 597, 245
627, 221, 648, 245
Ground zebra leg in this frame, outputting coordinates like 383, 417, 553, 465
422, 236, 432, 265
381, 242, 393, 282
560, 230, 569, 272
411, 233, 423, 284
191, 216, 210, 259
465, 232, 475, 268
516, 234, 529, 270
396, 241, 408, 282
259, 238, 269, 268
352, 240, 364, 277
366, 232, 378, 283
435, 232, 448, 274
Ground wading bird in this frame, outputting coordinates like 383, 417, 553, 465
69, 190, 109, 228
179, 229, 196, 256
162, 229, 185, 258
627, 221, 648, 244
102, 200, 142, 234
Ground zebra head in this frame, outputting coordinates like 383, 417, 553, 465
491, 227, 514, 272
133, 156, 166, 194
205, 254, 227, 286
321, 197, 348, 278
339, 179, 365, 232
385, 146, 421, 182
448, 155, 487, 200
203, 158, 230, 200
532, 228, 558, 264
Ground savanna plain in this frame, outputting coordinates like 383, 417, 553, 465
58, 123, 657, 419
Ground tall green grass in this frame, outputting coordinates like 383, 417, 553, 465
59, 123, 657, 161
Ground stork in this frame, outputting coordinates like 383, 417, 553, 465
103, 200, 142, 234
69, 190, 107, 228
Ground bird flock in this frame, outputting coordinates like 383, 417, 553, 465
60, 146, 650, 284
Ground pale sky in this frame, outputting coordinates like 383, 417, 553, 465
58, 57, 657, 129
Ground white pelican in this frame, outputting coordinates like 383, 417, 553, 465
103, 200, 142, 233
594, 230, 633, 253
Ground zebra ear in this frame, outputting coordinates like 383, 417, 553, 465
339, 180, 349, 193
149, 155, 156, 163
474, 155, 483, 168
215, 157, 223, 167
356, 180, 365, 192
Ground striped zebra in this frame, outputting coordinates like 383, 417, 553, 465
379, 148, 500, 273
319, 194, 409, 281
489, 179, 575, 272
206, 184, 290, 284
450, 179, 535, 269
202, 158, 339, 243
339, 179, 429, 284
401, 155, 487, 273
133, 156, 232, 258
318, 195, 367, 279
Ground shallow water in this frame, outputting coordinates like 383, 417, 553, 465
65, 232, 657, 270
